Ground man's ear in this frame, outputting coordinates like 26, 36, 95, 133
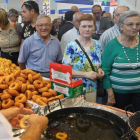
31, 9, 35, 14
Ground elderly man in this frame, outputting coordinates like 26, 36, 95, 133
100, 6, 129, 52
18, 15, 63, 78
61, 12, 84, 53
8, 9, 19, 22
103, 12, 114, 27
71, 6, 79, 12
91, 5, 111, 40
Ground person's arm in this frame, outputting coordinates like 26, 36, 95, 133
72, 69, 98, 80
101, 42, 116, 106
18, 62, 26, 70
20, 114, 48, 140
18, 38, 30, 69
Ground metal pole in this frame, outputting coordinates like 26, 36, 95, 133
135, 0, 137, 7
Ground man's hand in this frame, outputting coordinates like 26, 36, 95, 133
1, 107, 34, 128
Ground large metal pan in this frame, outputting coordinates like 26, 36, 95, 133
44, 107, 129, 140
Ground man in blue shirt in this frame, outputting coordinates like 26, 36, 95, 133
18, 15, 63, 78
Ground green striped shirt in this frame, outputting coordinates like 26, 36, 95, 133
102, 36, 140, 94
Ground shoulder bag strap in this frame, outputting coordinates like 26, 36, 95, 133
14, 22, 21, 41
75, 39, 95, 72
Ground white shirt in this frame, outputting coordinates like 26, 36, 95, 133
61, 27, 79, 54
99, 24, 120, 52
0, 112, 20, 140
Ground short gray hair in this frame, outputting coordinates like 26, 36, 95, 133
119, 10, 140, 25
73, 12, 83, 21
36, 14, 51, 24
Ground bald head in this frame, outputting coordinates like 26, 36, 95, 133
71, 6, 79, 12
73, 12, 84, 29
103, 12, 112, 20
114, 5, 129, 26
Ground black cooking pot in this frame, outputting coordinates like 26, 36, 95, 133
44, 107, 129, 140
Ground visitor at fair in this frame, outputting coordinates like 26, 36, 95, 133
18, 15, 63, 78
0, 8, 21, 65
62, 14, 104, 102
102, 11, 140, 111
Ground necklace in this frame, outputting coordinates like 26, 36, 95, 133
121, 35, 139, 69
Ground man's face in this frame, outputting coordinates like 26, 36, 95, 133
9, 14, 19, 22
21, 5, 33, 23
35, 17, 52, 39
92, 6, 102, 20
114, 7, 129, 26
57, 20, 61, 27
73, 14, 83, 30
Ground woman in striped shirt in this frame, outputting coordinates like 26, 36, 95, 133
102, 11, 140, 111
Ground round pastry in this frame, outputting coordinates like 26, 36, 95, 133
47, 84, 51, 89
16, 77, 26, 83
42, 92, 53, 98
1, 94, 12, 100
36, 98, 46, 106
33, 73, 41, 80
48, 89, 57, 96
8, 89, 19, 96
9, 82, 19, 90
33, 80, 43, 89
0, 84, 8, 89
5, 75, 15, 85
38, 87, 48, 93
40, 97, 48, 104
13, 70, 21, 78
21, 84, 27, 93
27, 84, 35, 91
3, 89, 9, 94
20, 73, 28, 80
32, 95, 41, 102
15, 94, 26, 103
32, 91, 38, 95
56, 132, 67, 139
2, 98, 14, 109
19, 115, 30, 129
14, 102, 24, 108
136, 127, 140, 134
28, 74, 33, 83
26, 90, 32, 100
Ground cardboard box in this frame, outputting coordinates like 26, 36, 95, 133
50, 62, 83, 98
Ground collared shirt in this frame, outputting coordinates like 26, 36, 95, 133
61, 27, 79, 54
0, 112, 20, 140
21, 23, 36, 40
0, 22, 20, 53
99, 24, 120, 52
96, 20, 100, 31
18, 32, 63, 72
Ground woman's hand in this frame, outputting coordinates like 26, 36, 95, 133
97, 68, 104, 79
85, 71, 99, 80
107, 95, 116, 106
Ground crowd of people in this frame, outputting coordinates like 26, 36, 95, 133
0, 1, 140, 139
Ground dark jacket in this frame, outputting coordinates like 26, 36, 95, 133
58, 21, 73, 41
92, 17, 111, 40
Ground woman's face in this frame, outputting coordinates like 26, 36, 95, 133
121, 16, 140, 37
79, 20, 95, 38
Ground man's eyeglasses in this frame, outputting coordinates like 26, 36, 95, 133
123, 23, 140, 28
93, 12, 100, 15
37, 24, 51, 28
23, 2, 33, 9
